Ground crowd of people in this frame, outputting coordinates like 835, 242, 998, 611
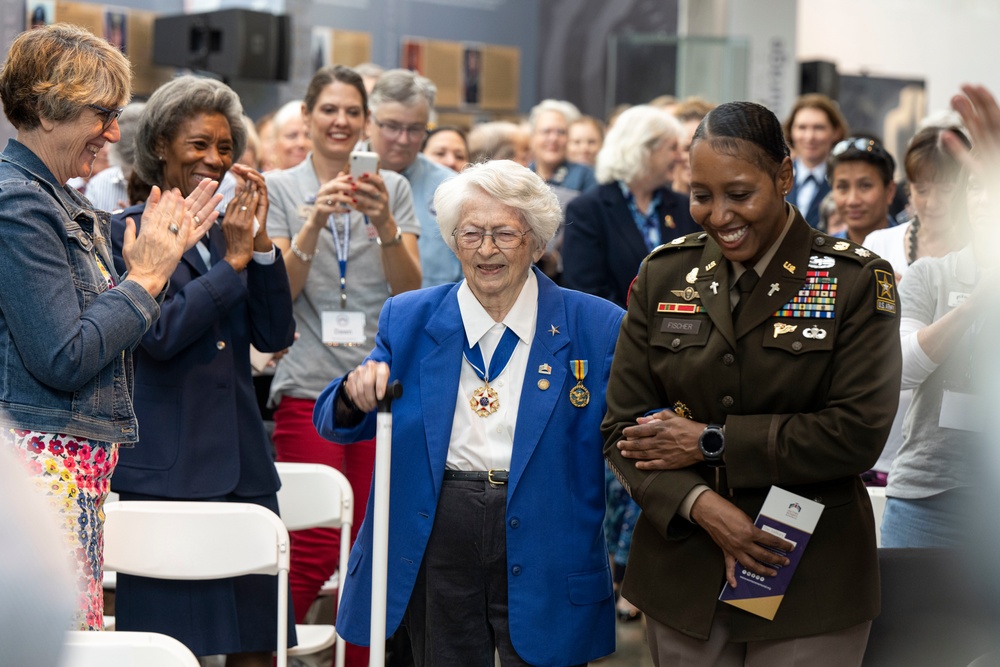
1, 20, 995, 667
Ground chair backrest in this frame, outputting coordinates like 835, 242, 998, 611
58, 630, 200, 667
274, 462, 354, 532
103, 501, 289, 579
103, 501, 292, 667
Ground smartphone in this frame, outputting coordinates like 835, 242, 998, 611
349, 151, 380, 178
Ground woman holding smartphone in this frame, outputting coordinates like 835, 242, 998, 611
265, 65, 421, 666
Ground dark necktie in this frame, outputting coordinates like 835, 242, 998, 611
731, 269, 759, 324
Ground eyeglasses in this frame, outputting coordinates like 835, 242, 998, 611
371, 115, 428, 141
832, 137, 889, 160
87, 103, 125, 131
453, 228, 530, 249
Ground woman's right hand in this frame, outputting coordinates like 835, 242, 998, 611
182, 178, 223, 251
307, 172, 356, 231
122, 186, 191, 296
690, 490, 794, 588
342, 360, 391, 413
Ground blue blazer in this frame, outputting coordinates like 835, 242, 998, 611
110, 206, 296, 498
785, 173, 830, 229
562, 182, 699, 307
314, 268, 621, 666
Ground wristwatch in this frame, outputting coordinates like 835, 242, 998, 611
698, 423, 725, 466
377, 227, 403, 247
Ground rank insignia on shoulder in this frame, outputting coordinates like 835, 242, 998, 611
874, 269, 897, 315
809, 255, 835, 269
855, 247, 872, 258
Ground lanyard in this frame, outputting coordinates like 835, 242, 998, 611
328, 213, 350, 309
463, 327, 519, 384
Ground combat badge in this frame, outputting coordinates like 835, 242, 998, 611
809, 255, 835, 269
874, 269, 897, 315
671, 287, 701, 301
773, 323, 798, 338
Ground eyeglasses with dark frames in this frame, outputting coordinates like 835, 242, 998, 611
452, 228, 530, 249
371, 115, 428, 141
87, 104, 125, 131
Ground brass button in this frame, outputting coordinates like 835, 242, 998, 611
721, 395, 734, 408
537, 379, 550, 391
792, 341, 803, 351
722, 353, 735, 366
216, 341, 226, 350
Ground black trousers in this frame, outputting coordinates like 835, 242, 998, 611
402, 479, 586, 667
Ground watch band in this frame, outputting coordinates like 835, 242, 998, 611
377, 227, 403, 247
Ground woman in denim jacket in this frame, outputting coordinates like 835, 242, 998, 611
0, 24, 219, 630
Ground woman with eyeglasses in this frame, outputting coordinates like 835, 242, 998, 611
314, 159, 620, 666
603, 101, 901, 665
828, 136, 900, 245
264, 64, 422, 667
0, 24, 213, 630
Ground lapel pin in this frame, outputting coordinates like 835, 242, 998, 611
704, 260, 717, 272
537, 379, 550, 390
538, 363, 552, 375
664, 214, 675, 229
768, 283, 780, 296
710, 281, 719, 295
783, 261, 796, 274
548, 324, 560, 336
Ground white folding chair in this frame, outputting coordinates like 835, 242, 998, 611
869, 485, 888, 547
103, 501, 294, 667
58, 630, 200, 667
102, 491, 119, 631
274, 461, 354, 667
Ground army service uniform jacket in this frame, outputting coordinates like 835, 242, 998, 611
602, 207, 901, 641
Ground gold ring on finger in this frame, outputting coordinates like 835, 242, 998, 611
193, 215, 201, 225
240, 206, 248, 211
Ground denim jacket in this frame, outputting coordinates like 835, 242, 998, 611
0, 139, 160, 443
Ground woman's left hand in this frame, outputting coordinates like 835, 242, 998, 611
617, 410, 705, 470
350, 172, 392, 230
230, 163, 272, 252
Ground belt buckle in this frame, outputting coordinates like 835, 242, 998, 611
488, 469, 506, 485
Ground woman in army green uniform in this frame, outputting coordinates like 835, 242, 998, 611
602, 101, 902, 666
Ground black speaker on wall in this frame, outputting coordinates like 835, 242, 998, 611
800, 60, 840, 100
153, 9, 291, 81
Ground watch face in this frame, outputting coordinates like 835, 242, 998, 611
700, 428, 724, 456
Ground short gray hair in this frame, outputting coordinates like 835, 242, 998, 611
108, 102, 146, 174
468, 121, 523, 163
368, 69, 436, 114
434, 160, 561, 253
528, 99, 581, 131
354, 62, 384, 80
134, 76, 247, 186
595, 105, 681, 184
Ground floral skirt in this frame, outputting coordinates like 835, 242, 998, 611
6, 428, 118, 630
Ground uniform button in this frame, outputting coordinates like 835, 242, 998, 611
497, 380, 504, 387
722, 353, 735, 366
510, 518, 520, 528
722, 395, 734, 408
511, 565, 522, 576
814, 237, 826, 246
216, 341, 226, 350
671, 338, 681, 348
792, 341, 803, 351
496, 427, 502, 434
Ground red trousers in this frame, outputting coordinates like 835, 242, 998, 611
273, 396, 374, 667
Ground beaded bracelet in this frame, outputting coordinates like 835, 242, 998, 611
290, 233, 315, 262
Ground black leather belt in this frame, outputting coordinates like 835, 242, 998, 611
443, 469, 509, 484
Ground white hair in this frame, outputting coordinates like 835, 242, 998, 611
528, 99, 581, 131
369, 68, 436, 114
273, 100, 304, 131
595, 104, 682, 184
434, 160, 561, 253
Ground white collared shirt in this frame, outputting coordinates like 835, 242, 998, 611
794, 159, 827, 215
447, 271, 538, 472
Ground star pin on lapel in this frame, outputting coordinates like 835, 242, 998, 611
548, 324, 560, 336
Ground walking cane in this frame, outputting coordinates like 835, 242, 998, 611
370, 380, 402, 667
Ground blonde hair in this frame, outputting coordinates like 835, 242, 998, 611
596, 105, 681, 184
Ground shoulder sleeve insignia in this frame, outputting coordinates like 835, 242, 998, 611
874, 269, 897, 316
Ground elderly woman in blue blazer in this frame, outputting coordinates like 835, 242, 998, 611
314, 160, 621, 666
563, 105, 699, 308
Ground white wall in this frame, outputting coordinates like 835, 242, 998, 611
797, 0, 1000, 117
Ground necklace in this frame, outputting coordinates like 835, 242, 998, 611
907, 216, 921, 265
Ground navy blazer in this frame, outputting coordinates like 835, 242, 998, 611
786, 172, 830, 229
313, 268, 621, 666
562, 182, 699, 307
109, 205, 295, 499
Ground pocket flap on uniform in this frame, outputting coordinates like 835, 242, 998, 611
567, 566, 613, 606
